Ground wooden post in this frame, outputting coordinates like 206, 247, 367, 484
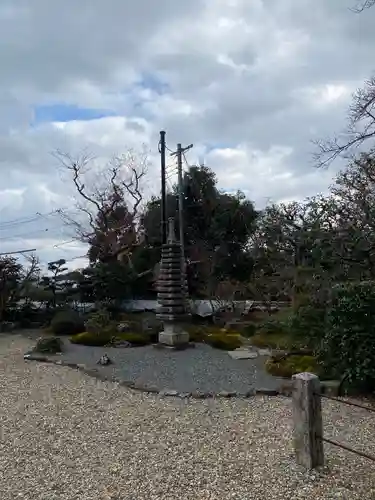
292, 372, 324, 469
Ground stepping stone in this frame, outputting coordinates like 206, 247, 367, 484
228, 349, 258, 360
258, 348, 272, 356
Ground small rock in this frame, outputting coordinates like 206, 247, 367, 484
243, 389, 256, 398
112, 340, 132, 348
145, 386, 160, 394
178, 392, 191, 398
117, 322, 131, 332
256, 388, 279, 396
23, 353, 48, 362
97, 354, 112, 366
217, 391, 236, 398
159, 389, 179, 397
192, 391, 208, 399
228, 349, 258, 360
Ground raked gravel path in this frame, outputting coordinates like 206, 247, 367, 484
1, 335, 375, 500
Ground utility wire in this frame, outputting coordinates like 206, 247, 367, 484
0, 227, 63, 241
0, 208, 74, 230
0, 211, 55, 229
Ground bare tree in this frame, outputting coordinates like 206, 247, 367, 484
19, 254, 40, 297
250, 197, 336, 307
313, 77, 375, 168
328, 152, 375, 277
351, 0, 375, 12
54, 148, 152, 277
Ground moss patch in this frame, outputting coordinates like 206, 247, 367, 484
205, 332, 242, 351
250, 331, 305, 350
265, 355, 320, 378
70, 331, 152, 347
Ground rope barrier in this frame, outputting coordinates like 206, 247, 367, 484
320, 436, 375, 463
317, 393, 375, 413
315, 391, 375, 464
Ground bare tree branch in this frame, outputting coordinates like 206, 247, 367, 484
350, 0, 375, 13
313, 77, 375, 168
53, 148, 151, 277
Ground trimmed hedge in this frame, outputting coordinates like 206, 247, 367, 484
322, 281, 375, 391
205, 333, 242, 351
70, 331, 152, 347
51, 310, 85, 336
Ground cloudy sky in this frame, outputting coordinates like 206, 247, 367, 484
0, 0, 374, 270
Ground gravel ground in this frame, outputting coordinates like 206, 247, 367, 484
1, 335, 375, 500
34, 338, 283, 394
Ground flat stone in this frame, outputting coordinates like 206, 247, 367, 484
228, 349, 258, 360
145, 386, 160, 394
191, 391, 208, 399
256, 388, 279, 396
178, 392, 191, 398
217, 391, 237, 398
23, 353, 48, 362
159, 389, 179, 397
258, 348, 272, 356
159, 326, 189, 346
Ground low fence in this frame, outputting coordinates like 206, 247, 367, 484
292, 373, 375, 469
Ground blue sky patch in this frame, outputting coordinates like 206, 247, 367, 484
32, 104, 117, 125
137, 72, 170, 95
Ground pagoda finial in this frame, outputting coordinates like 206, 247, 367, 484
167, 217, 176, 243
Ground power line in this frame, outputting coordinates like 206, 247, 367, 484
0, 227, 63, 241
0, 248, 37, 257
0, 212, 55, 230
0, 208, 74, 230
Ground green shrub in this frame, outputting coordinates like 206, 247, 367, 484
86, 309, 111, 335
265, 355, 320, 378
51, 310, 85, 336
185, 325, 208, 343
70, 331, 152, 347
242, 323, 257, 338
289, 302, 326, 347
70, 331, 112, 346
33, 336, 63, 354
121, 332, 151, 346
322, 281, 375, 391
250, 331, 301, 350
256, 315, 291, 337
205, 333, 242, 351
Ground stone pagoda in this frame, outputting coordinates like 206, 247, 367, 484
156, 217, 189, 347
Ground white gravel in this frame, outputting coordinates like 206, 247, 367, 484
1, 335, 375, 500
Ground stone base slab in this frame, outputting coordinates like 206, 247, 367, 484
158, 324, 190, 346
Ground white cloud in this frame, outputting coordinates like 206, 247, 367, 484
0, 0, 374, 265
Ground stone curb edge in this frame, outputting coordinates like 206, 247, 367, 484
23, 353, 284, 399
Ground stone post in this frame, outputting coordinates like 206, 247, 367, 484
156, 218, 189, 347
292, 372, 324, 469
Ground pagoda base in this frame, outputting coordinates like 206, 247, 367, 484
158, 323, 189, 347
